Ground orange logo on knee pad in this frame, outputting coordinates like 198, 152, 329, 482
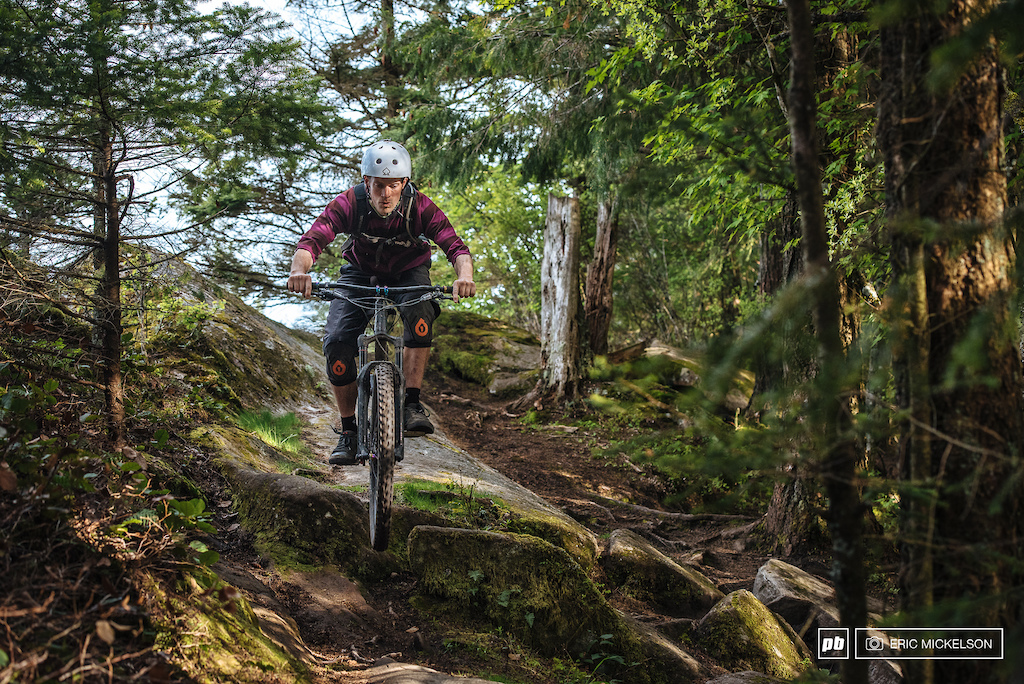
332, 360, 347, 377
414, 318, 429, 338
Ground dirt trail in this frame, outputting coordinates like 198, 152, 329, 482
264, 372, 804, 683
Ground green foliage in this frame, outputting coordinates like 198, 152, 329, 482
110, 495, 221, 566
0, 368, 97, 509
1, 0, 337, 323
1, 362, 221, 566
431, 170, 547, 330
236, 409, 306, 455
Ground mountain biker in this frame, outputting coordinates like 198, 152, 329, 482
286, 139, 476, 465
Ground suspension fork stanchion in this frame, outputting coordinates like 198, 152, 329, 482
394, 336, 406, 463
355, 332, 372, 461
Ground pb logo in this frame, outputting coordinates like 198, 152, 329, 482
818, 628, 850, 660
822, 636, 845, 651
332, 360, 346, 377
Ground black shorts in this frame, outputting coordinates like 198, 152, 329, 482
322, 264, 440, 385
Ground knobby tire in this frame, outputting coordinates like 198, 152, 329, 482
368, 364, 396, 551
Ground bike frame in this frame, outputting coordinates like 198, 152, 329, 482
311, 281, 452, 551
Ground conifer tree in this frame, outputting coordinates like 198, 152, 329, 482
0, 0, 330, 446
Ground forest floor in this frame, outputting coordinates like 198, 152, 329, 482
250, 370, 843, 684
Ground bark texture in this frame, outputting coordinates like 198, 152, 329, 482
535, 193, 582, 404
787, 1, 868, 682
878, 1, 1023, 681
584, 196, 619, 357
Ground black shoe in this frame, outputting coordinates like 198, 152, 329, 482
329, 430, 358, 465
404, 402, 434, 437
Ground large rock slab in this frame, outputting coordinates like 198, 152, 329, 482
302, 404, 600, 568
603, 528, 724, 617
408, 525, 703, 684
695, 590, 813, 679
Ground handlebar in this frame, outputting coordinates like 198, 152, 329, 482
311, 282, 454, 298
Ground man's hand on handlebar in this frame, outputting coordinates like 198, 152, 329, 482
287, 249, 315, 298
452, 278, 476, 302
287, 273, 313, 299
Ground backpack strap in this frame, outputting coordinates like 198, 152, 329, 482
353, 182, 371, 235
401, 181, 418, 244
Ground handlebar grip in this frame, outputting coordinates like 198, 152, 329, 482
439, 285, 454, 294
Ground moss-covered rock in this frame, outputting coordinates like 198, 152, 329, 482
139, 257, 328, 419
408, 526, 619, 654
143, 567, 311, 684
217, 457, 401, 581
694, 590, 813, 679
603, 529, 724, 617
752, 558, 841, 636
407, 526, 704, 684
432, 310, 540, 396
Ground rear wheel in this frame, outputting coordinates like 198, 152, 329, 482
367, 364, 396, 551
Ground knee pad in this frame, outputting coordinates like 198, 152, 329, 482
402, 301, 440, 348
324, 341, 357, 386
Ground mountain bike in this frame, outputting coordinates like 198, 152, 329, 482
311, 280, 453, 551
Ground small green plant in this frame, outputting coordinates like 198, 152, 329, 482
467, 569, 485, 598
110, 493, 221, 566
396, 478, 510, 529
237, 409, 306, 454
872, 490, 901, 535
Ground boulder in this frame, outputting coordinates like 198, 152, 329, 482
603, 529, 724, 617
753, 558, 840, 638
694, 590, 813, 679
215, 450, 406, 581
704, 672, 785, 684
431, 312, 541, 397
408, 526, 620, 655
870, 659, 904, 684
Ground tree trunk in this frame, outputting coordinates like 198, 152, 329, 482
752, 192, 823, 558
90, 33, 127, 450
584, 194, 619, 357
95, 132, 127, 450
514, 193, 582, 410
787, 2, 867, 683
540, 193, 582, 401
380, 0, 400, 121
761, 462, 827, 556
878, 1, 1022, 682
747, 191, 801, 419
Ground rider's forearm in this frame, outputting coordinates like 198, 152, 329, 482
290, 248, 314, 275
454, 253, 473, 281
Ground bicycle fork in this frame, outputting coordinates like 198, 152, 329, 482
355, 332, 407, 463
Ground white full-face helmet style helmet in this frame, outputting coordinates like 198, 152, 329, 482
361, 140, 412, 179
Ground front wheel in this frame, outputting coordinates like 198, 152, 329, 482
367, 364, 397, 551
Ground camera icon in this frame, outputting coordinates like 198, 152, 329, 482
865, 635, 886, 651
